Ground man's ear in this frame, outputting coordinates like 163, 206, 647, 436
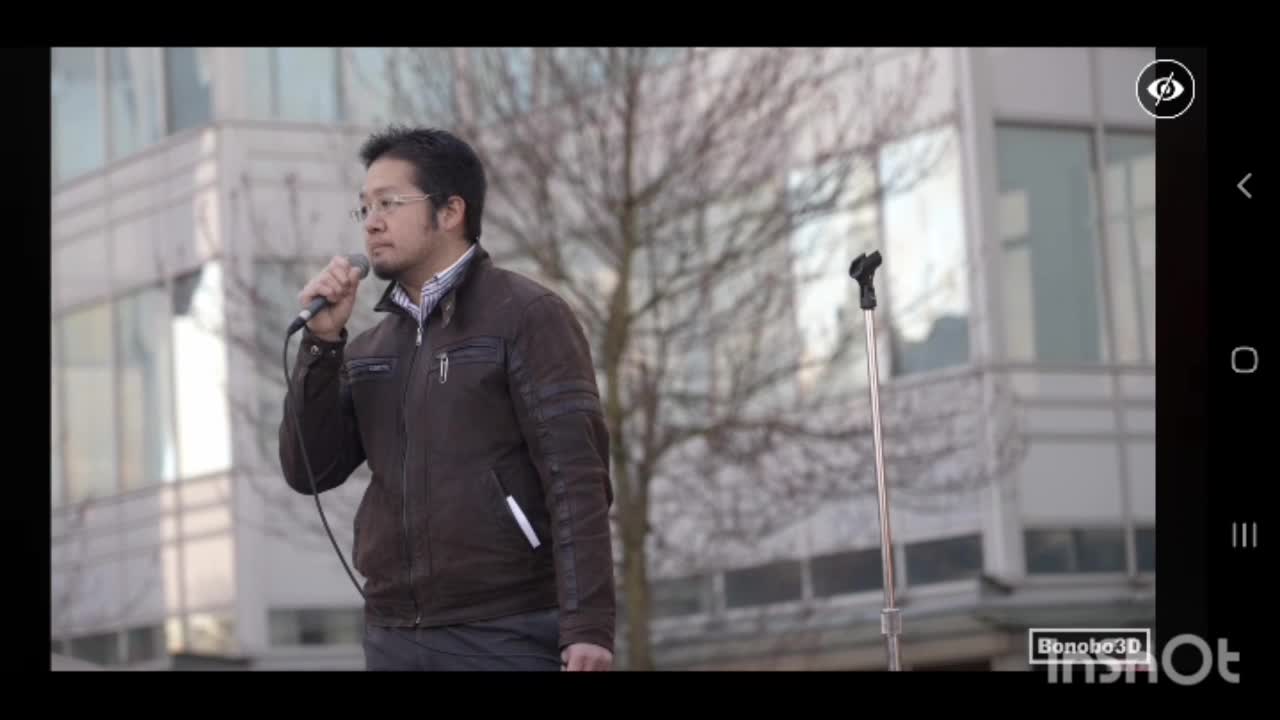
440, 196, 467, 233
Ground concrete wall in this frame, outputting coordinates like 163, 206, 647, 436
986, 47, 1155, 128
53, 128, 223, 314
51, 474, 234, 640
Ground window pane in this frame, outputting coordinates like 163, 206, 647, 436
1025, 529, 1074, 574
881, 127, 970, 375
61, 304, 117, 502
1104, 216, 1143, 363
1106, 134, 1156, 212
318, 609, 362, 645
69, 632, 119, 666
117, 285, 177, 490
109, 48, 162, 159
245, 47, 273, 118
125, 625, 164, 663
811, 548, 882, 597
344, 48, 389, 126
652, 575, 710, 617
1135, 213, 1154, 360
172, 263, 231, 478
268, 609, 300, 646
1001, 235, 1035, 362
787, 160, 883, 396
269, 608, 363, 646
244, 47, 340, 121
724, 560, 803, 608
1027, 527, 1130, 574
186, 612, 236, 654
905, 534, 982, 586
165, 617, 186, 653
277, 48, 339, 122
252, 47, 367, 125
1135, 526, 1155, 572
1104, 132, 1155, 363
996, 127, 1104, 364
298, 611, 328, 645
1075, 528, 1126, 572
165, 48, 214, 133
52, 324, 63, 508
52, 47, 104, 181
350, 48, 455, 126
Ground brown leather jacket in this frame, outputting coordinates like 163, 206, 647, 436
279, 245, 615, 652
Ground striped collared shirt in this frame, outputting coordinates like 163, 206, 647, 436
389, 244, 478, 326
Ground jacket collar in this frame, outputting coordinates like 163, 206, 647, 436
373, 242, 491, 330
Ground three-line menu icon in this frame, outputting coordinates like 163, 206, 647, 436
1232, 522, 1259, 548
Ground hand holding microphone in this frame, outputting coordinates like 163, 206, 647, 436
288, 253, 370, 339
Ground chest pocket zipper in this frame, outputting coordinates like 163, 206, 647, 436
346, 357, 397, 383
433, 338, 502, 385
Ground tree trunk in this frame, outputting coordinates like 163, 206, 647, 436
605, 335, 654, 671
622, 516, 653, 671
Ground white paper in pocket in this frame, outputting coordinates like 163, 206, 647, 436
506, 496, 541, 549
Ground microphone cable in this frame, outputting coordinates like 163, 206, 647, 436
282, 334, 366, 600
282, 326, 565, 668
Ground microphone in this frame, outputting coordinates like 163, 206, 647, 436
286, 253, 370, 336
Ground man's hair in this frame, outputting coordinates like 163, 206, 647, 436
358, 125, 486, 242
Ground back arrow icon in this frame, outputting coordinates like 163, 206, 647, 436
1239, 173, 1253, 199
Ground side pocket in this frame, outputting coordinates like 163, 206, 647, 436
488, 469, 541, 551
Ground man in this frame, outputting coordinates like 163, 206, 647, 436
279, 126, 615, 671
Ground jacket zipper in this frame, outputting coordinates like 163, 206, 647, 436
402, 318, 425, 625
431, 341, 498, 384
347, 361, 393, 380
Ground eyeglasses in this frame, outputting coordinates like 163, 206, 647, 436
350, 194, 431, 224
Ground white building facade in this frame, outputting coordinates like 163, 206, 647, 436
51, 47, 1155, 670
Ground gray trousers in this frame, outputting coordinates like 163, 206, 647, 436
363, 608, 562, 671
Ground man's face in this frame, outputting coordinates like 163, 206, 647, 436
360, 156, 437, 281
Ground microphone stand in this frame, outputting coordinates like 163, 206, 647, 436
848, 251, 903, 671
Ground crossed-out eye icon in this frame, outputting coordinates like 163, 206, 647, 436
1147, 76, 1185, 103
1137, 59, 1195, 119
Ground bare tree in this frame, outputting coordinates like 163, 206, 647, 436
221, 169, 373, 555
406, 47, 997, 670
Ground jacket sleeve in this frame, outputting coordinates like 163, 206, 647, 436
508, 293, 616, 653
278, 328, 367, 495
